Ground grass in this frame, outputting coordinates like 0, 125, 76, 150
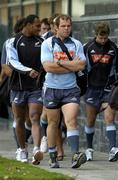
0, 156, 74, 180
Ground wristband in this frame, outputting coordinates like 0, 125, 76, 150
57, 60, 64, 68
57, 60, 71, 71
57, 60, 61, 66
26, 69, 32, 76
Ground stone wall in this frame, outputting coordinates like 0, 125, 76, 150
72, 19, 118, 45
85, 3, 118, 17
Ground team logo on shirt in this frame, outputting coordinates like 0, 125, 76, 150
108, 50, 114, 55
54, 51, 74, 61
91, 54, 111, 63
20, 42, 25, 46
13, 97, 19, 103
35, 42, 41, 47
90, 49, 95, 53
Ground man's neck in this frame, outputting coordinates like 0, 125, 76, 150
22, 28, 31, 37
56, 35, 66, 42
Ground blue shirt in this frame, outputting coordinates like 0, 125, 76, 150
41, 36, 86, 89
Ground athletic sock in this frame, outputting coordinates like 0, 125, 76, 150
85, 125, 95, 149
25, 122, 31, 143
67, 129, 79, 155
106, 124, 116, 150
12, 121, 20, 148
40, 119, 48, 137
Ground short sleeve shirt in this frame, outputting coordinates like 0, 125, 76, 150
41, 36, 86, 89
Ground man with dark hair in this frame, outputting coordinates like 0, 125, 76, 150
6, 14, 44, 164
0, 17, 32, 151
13, 18, 25, 35
41, 14, 87, 168
40, 18, 50, 36
95, 21, 110, 36
41, 14, 60, 39
1, 17, 27, 78
84, 21, 118, 162
40, 13, 66, 158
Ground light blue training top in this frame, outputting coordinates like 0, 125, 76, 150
41, 36, 86, 89
6, 37, 32, 73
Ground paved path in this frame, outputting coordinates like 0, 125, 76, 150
0, 127, 118, 180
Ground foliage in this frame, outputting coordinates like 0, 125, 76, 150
0, 156, 74, 180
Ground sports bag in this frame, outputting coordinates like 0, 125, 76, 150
109, 81, 118, 110
0, 76, 9, 101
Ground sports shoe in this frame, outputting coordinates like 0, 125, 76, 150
71, 152, 87, 168
28, 135, 33, 144
49, 152, 60, 168
40, 136, 48, 153
16, 148, 28, 163
109, 147, 118, 162
49, 159, 60, 168
32, 149, 43, 165
85, 148, 94, 161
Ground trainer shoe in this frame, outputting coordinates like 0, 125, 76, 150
16, 148, 20, 161
49, 159, 60, 168
71, 152, 87, 168
109, 147, 118, 162
40, 136, 48, 153
28, 135, 33, 144
16, 148, 28, 163
85, 148, 94, 161
32, 148, 43, 165
49, 152, 60, 168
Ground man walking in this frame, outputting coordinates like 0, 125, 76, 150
6, 14, 44, 164
84, 22, 118, 162
41, 14, 87, 168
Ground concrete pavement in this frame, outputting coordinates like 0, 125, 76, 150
0, 126, 118, 180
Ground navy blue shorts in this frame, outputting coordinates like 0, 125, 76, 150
42, 87, 80, 109
10, 89, 43, 105
85, 87, 110, 109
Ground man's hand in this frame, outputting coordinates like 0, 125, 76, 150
72, 56, 83, 66
73, 56, 81, 61
29, 69, 39, 78
58, 56, 86, 72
